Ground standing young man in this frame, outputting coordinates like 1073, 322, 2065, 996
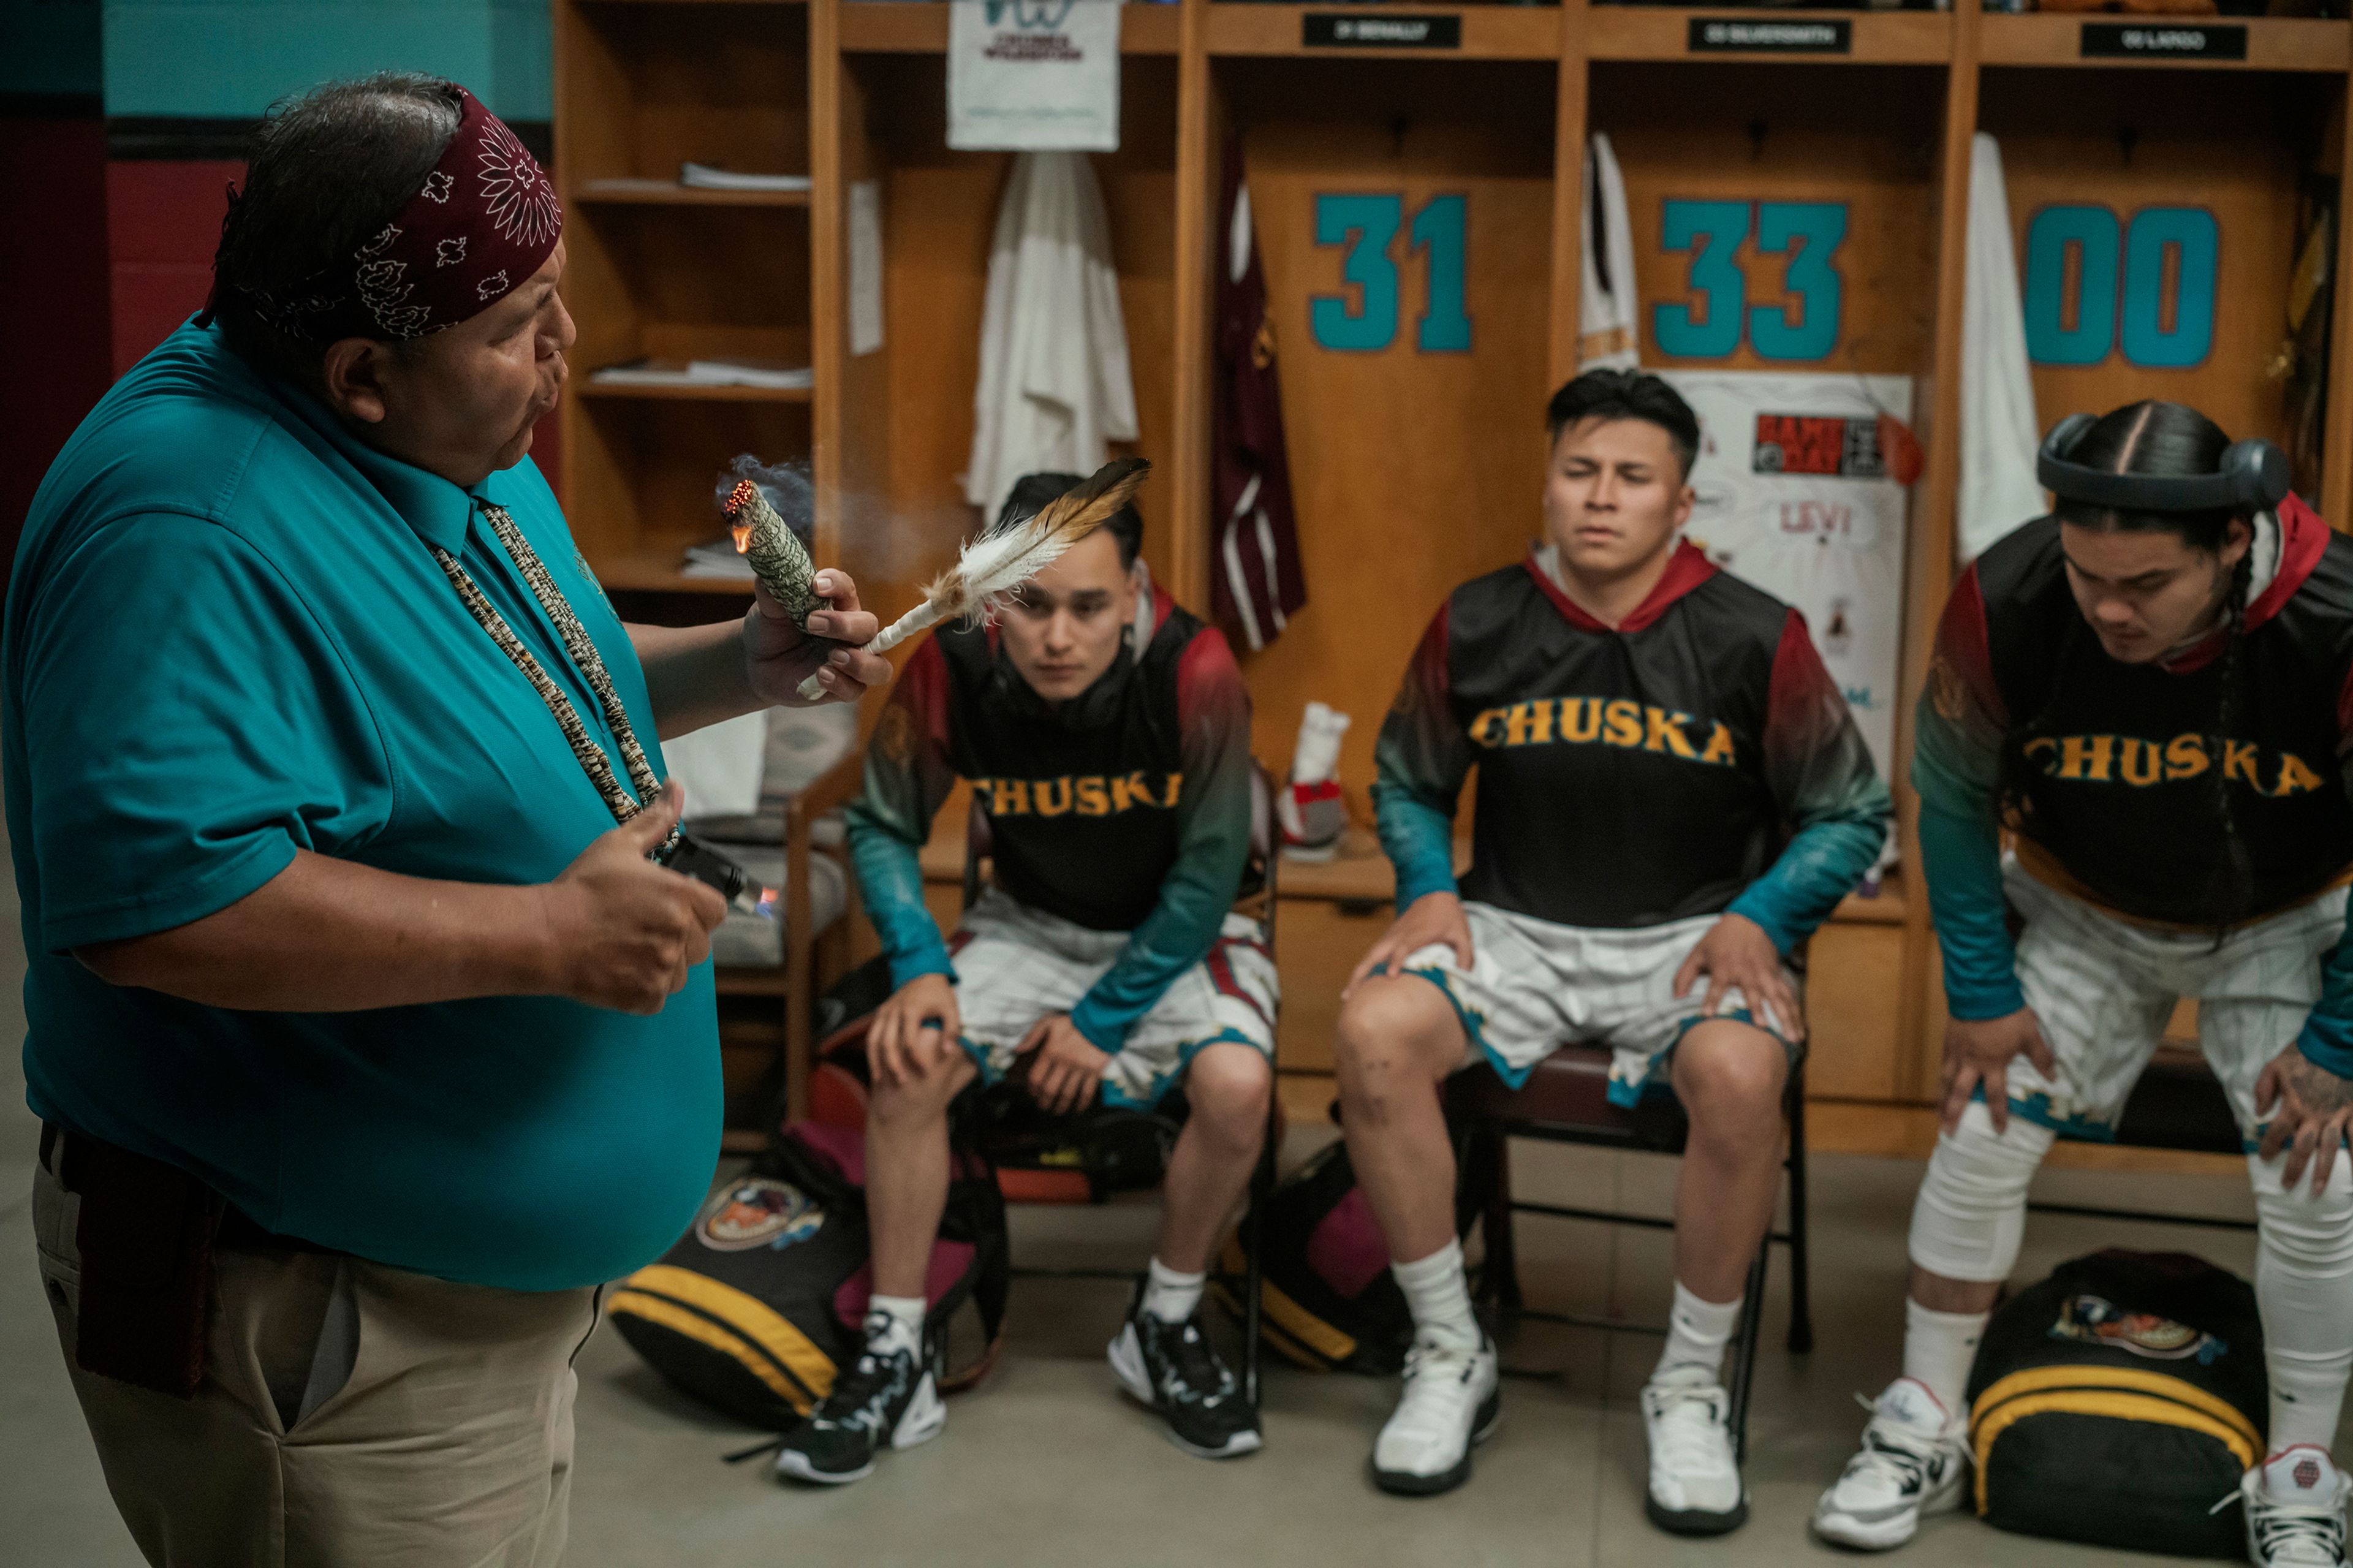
1816, 403, 2353, 1568
1335, 369, 1890, 1526
778, 473, 1276, 1483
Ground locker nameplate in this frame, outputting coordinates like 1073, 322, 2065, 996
1687, 17, 1852, 54
2080, 23, 2247, 60
1302, 13, 1462, 48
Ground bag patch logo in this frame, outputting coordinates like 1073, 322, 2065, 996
2051, 1293, 2226, 1364
697, 1176, 824, 1252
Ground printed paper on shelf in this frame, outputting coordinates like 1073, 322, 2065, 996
1659, 370, 1914, 785
849, 180, 885, 356
949, 0, 1124, 153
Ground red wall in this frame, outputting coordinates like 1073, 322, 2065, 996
0, 114, 115, 570
98, 157, 563, 495
105, 159, 240, 373
6, 146, 566, 550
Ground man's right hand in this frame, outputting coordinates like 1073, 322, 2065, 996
1938, 1006, 2058, 1135
536, 782, 728, 1015
1345, 891, 1474, 998
868, 972, 962, 1089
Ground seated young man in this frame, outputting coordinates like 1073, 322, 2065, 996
776, 472, 1275, 1485
1334, 370, 1891, 1525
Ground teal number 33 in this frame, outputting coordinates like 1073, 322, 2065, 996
1311, 192, 1472, 354
1653, 199, 1848, 363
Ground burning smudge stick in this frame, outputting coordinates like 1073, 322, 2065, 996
722, 478, 822, 626
793, 457, 1151, 701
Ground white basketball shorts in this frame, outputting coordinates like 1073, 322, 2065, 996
1398, 900, 1801, 1107
1996, 860, 2347, 1143
949, 888, 1278, 1111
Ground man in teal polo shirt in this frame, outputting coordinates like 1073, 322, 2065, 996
11, 75, 889, 1565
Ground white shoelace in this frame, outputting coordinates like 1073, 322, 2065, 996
1648, 1382, 1733, 1476
1388, 1342, 1484, 1443
1838, 1392, 1946, 1498
2215, 1487, 2347, 1567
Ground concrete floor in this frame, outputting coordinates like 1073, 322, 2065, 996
0, 873, 2321, 1564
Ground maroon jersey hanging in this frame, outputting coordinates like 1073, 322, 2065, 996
1211, 138, 1307, 651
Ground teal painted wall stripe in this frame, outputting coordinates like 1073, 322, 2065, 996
100, 1, 550, 121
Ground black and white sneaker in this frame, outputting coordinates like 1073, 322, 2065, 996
1370, 1331, 1501, 1497
2238, 1446, 2352, 1567
1108, 1293, 1264, 1460
775, 1319, 945, 1486
1812, 1378, 1970, 1549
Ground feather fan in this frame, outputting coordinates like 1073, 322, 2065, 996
794, 457, 1151, 699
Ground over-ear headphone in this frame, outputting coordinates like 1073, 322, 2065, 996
2037, 412, 2290, 515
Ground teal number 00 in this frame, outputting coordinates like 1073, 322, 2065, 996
1310, 192, 1472, 354
2021, 204, 2216, 370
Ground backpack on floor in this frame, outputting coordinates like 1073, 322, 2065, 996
608, 1119, 1010, 1430
1968, 1249, 2266, 1559
1213, 1137, 1414, 1375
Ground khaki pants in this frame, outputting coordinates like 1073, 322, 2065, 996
34, 1135, 601, 1567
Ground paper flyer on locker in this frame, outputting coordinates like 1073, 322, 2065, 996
1659, 370, 1912, 792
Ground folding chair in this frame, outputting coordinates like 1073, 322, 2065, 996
959, 765, 1284, 1406
1448, 1028, 1813, 1463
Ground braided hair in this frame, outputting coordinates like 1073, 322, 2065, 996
1998, 401, 2256, 935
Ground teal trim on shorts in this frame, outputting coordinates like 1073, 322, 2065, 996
1971, 1083, 2118, 1142
958, 1026, 1269, 1112
1402, 965, 1526, 1088
1608, 1010, 1802, 1109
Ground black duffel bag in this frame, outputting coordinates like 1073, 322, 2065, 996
1968, 1249, 2266, 1559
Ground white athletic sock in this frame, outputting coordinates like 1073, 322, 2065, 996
1393, 1239, 1481, 1354
1653, 1281, 1743, 1382
866, 1293, 926, 1359
2251, 1153, 2353, 1453
1901, 1297, 1988, 1429
1142, 1257, 1207, 1324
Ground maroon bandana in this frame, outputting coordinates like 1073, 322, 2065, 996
239, 87, 562, 345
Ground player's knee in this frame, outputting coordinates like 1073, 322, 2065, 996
1184, 1045, 1271, 1146
1335, 977, 1454, 1088
2249, 1154, 2353, 1275
868, 1048, 970, 1129
1673, 1024, 1786, 1131
1906, 1099, 2055, 1281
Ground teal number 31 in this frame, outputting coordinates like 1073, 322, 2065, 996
1311, 192, 1472, 354
1653, 199, 1847, 363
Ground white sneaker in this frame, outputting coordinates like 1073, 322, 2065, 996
1370, 1333, 1501, 1496
1642, 1365, 1747, 1534
1812, 1378, 1971, 1550
2240, 1447, 2352, 1567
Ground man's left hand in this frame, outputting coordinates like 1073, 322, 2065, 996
1015, 1013, 1112, 1116
2257, 1045, 2353, 1194
745, 569, 893, 706
1673, 912, 1805, 1042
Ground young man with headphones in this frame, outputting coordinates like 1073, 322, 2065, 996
1815, 403, 2353, 1567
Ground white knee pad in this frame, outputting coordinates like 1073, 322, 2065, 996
1907, 1100, 2058, 1284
